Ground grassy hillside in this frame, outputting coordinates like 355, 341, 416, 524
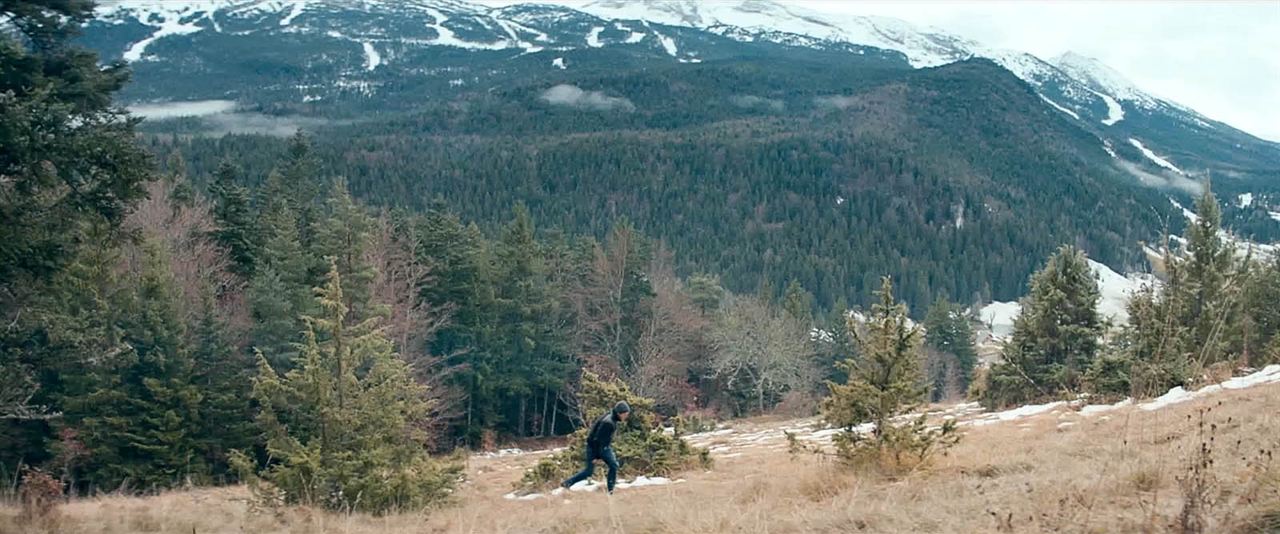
5, 376, 1277, 533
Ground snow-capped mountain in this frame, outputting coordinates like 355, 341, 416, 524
84, 0, 1279, 179
576, 0, 977, 68
85, 0, 912, 113
569, 0, 1279, 176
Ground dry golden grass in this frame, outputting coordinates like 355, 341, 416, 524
4, 383, 1278, 534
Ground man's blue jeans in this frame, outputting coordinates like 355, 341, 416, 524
562, 446, 619, 492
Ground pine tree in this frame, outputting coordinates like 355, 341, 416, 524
235, 262, 458, 514
1114, 188, 1251, 396
489, 204, 572, 437
0, 0, 152, 290
687, 273, 725, 315
208, 161, 258, 277
64, 246, 205, 490
813, 299, 857, 386
821, 277, 956, 470
189, 297, 254, 480
248, 197, 312, 368
1, 0, 153, 428
984, 245, 1102, 407
2, 233, 123, 471
276, 132, 324, 247
783, 279, 815, 323
1177, 187, 1244, 366
311, 180, 377, 319
922, 298, 978, 400
1241, 255, 1280, 366
413, 203, 498, 442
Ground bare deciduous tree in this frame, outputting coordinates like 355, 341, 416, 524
708, 295, 816, 414
364, 214, 460, 442
121, 179, 248, 340
630, 245, 706, 408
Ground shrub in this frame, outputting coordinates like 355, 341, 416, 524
519, 372, 710, 490
1084, 351, 1133, 401
18, 467, 63, 524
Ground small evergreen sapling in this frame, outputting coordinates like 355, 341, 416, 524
821, 277, 957, 473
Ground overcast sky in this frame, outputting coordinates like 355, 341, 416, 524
479, 0, 1280, 142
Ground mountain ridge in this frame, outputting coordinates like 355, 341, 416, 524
88, 0, 1280, 177
74, 0, 1280, 309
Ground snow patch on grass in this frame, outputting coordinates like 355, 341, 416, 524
979, 301, 1020, 339
1080, 398, 1131, 415
967, 401, 1067, 427
508, 476, 682, 500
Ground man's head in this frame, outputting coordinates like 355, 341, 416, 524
613, 401, 631, 421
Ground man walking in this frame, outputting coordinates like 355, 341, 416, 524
562, 401, 630, 494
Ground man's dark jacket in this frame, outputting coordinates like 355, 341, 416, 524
585, 412, 618, 453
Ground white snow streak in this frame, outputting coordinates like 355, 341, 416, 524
123, 17, 203, 62
967, 401, 1066, 427
423, 7, 508, 50
1102, 140, 1118, 159
1039, 95, 1080, 120
493, 19, 544, 53
653, 31, 678, 57
1096, 91, 1125, 126
586, 25, 605, 47
1129, 138, 1184, 175
1079, 399, 1131, 415
1170, 198, 1199, 223
279, 0, 307, 26
361, 41, 381, 71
